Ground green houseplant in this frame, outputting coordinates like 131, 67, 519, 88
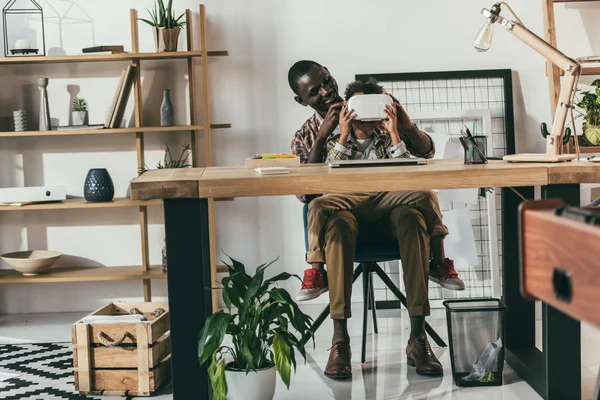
139, 0, 186, 52
198, 256, 314, 400
138, 143, 191, 175
576, 79, 600, 145
71, 97, 88, 126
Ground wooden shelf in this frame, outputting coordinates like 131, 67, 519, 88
0, 124, 231, 138
0, 198, 162, 212
0, 265, 166, 284
553, 0, 599, 3
578, 146, 600, 153
0, 50, 228, 66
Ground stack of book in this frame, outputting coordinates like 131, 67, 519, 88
105, 65, 135, 128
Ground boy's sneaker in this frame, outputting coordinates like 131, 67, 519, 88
429, 258, 465, 291
297, 268, 328, 301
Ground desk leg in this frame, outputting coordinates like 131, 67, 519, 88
502, 187, 541, 391
164, 198, 212, 400
542, 184, 581, 400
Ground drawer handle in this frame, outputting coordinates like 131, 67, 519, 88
553, 268, 572, 303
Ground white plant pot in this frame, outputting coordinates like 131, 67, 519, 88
224, 364, 276, 400
72, 111, 87, 126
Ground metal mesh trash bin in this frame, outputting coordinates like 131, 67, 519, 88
443, 298, 508, 387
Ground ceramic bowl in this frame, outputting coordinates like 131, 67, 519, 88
1, 250, 62, 276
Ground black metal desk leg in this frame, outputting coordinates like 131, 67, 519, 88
164, 198, 212, 400
543, 184, 581, 400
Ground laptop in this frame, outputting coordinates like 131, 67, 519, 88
328, 157, 428, 168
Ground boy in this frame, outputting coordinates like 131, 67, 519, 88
301, 78, 464, 301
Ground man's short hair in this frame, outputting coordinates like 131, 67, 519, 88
344, 78, 384, 100
288, 60, 322, 95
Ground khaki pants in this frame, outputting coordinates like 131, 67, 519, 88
308, 191, 448, 319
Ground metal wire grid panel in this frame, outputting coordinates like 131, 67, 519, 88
354, 70, 515, 308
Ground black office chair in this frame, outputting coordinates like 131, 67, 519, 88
301, 203, 447, 363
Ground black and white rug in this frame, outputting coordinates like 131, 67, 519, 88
0, 342, 104, 399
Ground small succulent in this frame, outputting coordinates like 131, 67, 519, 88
72, 97, 88, 112
139, 0, 186, 29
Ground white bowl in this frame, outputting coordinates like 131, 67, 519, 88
1, 250, 62, 276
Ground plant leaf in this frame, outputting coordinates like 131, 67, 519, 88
197, 311, 234, 365
272, 330, 292, 388
208, 353, 228, 400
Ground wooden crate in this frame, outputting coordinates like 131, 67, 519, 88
72, 302, 171, 397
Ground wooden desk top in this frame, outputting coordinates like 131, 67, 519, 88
130, 159, 600, 200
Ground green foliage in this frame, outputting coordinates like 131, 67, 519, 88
576, 79, 600, 126
198, 256, 314, 397
138, 0, 186, 29
138, 143, 191, 175
72, 97, 88, 112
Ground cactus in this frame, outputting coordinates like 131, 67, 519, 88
540, 122, 571, 145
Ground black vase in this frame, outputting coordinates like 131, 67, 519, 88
84, 168, 114, 202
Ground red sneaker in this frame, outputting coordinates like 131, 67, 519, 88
297, 268, 328, 301
429, 258, 465, 291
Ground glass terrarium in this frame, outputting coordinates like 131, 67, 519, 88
2, 0, 46, 57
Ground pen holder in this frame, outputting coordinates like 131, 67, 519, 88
460, 136, 488, 165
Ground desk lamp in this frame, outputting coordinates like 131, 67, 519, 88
474, 2, 579, 162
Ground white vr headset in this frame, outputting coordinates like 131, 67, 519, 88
346, 94, 393, 121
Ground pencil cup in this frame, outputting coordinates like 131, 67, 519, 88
460, 136, 487, 165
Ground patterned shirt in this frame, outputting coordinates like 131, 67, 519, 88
290, 111, 435, 202
327, 130, 410, 161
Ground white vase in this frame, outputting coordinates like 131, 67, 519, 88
72, 111, 87, 126
224, 364, 276, 400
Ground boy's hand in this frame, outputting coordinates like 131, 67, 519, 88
383, 104, 398, 134
339, 103, 356, 145
318, 102, 344, 140
384, 91, 413, 130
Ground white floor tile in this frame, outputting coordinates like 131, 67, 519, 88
1, 305, 598, 399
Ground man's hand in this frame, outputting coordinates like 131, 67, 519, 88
385, 91, 413, 130
317, 102, 343, 140
339, 103, 356, 145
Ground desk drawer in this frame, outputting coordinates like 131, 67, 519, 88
520, 201, 600, 328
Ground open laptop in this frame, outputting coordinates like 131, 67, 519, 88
328, 157, 428, 168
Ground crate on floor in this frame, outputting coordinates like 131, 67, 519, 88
72, 302, 171, 397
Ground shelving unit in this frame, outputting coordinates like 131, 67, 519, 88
0, 4, 226, 308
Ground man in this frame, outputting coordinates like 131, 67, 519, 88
288, 60, 457, 378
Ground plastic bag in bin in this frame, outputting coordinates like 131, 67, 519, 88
462, 338, 503, 383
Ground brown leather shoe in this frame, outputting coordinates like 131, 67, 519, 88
324, 341, 352, 379
406, 336, 443, 376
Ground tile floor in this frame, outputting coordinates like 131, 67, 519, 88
1, 305, 598, 399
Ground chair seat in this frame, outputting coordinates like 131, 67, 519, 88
303, 203, 400, 264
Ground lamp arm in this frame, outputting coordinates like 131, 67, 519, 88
499, 17, 581, 155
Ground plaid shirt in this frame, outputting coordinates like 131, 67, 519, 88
290, 111, 435, 202
327, 130, 410, 161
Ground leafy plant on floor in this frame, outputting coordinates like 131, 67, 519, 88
138, 143, 192, 175
72, 97, 88, 112
197, 256, 314, 400
139, 0, 186, 29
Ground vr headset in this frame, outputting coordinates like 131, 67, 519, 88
346, 94, 393, 121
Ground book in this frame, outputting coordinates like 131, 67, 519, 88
56, 124, 104, 131
110, 65, 135, 128
82, 45, 124, 54
105, 69, 128, 128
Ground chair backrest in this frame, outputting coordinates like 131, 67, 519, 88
302, 202, 400, 263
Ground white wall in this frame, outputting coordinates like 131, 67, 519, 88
1, 0, 600, 314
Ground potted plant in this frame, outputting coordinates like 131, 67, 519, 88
72, 97, 88, 126
139, 0, 186, 52
198, 256, 314, 400
576, 79, 600, 146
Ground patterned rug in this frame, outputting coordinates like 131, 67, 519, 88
0, 342, 108, 399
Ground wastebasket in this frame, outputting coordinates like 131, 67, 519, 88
443, 298, 508, 387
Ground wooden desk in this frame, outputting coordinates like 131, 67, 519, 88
131, 159, 600, 400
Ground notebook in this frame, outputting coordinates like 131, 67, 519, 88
328, 157, 428, 168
